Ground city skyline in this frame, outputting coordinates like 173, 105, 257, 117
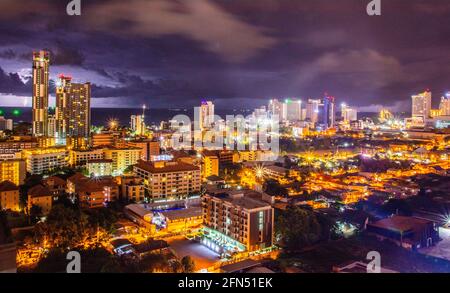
1, 0, 450, 110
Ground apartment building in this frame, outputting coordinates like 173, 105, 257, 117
103, 147, 142, 176
0, 181, 20, 211
0, 159, 26, 186
22, 147, 68, 175
202, 190, 274, 252
133, 160, 201, 199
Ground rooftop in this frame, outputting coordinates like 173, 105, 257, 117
135, 160, 199, 174
0, 181, 18, 192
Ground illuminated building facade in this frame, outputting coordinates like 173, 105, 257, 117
133, 160, 201, 199
0, 117, 13, 131
103, 147, 142, 176
67, 173, 119, 208
202, 191, 274, 252
56, 75, 91, 148
27, 184, 53, 215
0, 181, 20, 212
268, 99, 284, 121
341, 104, 358, 123
201, 152, 219, 179
22, 147, 68, 175
199, 100, 215, 129
69, 148, 104, 166
306, 99, 321, 124
0, 159, 26, 186
320, 95, 336, 129
440, 93, 450, 116
412, 90, 432, 121
128, 139, 160, 161
130, 114, 145, 136
285, 99, 302, 122
32, 51, 50, 137
87, 159, 113, 177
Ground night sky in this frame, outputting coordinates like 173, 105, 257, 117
1, 0, 450, 111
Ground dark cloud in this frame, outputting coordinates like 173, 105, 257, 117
0, 67, 30, 95
1, 0, 450, 109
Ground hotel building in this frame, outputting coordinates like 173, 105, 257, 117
202, 190, 274, 252
133, 160, 201, 199
22, 147, 68, 175
32, 51, 50, 137
103, 147, 142, 175
0, 159, 26, 186
56, 75, 91, 149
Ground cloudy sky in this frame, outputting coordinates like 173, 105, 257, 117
0, 0, 450, 111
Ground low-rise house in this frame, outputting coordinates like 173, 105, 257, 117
0, 180, 20, 211
67, 173, 119, 208
366, 215, 439, 251
27, 184, 53, 215
43, 176, 67, 197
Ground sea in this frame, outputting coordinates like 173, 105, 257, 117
0, 107, 381, 127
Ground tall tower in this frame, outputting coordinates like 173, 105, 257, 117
440, 93, 450, 116
412, 90, 432, 120
32, 51, 50, 137
321, 95, 335, 129
56, 75, 91, 149
199, 100, 214, 129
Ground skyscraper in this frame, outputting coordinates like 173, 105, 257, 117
440, 93, 450, 116
285, 99, 302, 122
320, 95, 335, 129
268, 99, 283, 121
56, 75, 91, 149
32, 51, 50, 137
412, 90, 432, 121
341, 103, 358, 123
131, 114, 145, 136
199, 100, 215, 129
306, 99, 320, 124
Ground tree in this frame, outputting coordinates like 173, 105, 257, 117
276, 205, 322, 251
29, 204, 43, 223
36, 204, 87, 249
181, 256, 196, 273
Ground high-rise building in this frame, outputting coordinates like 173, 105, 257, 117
199, 101, 215, 129
268, 99, 284, 121
202, 190, 274, 252
130, 115, 145, 136
285, 99, 302, 122
320, 95, 335, 129
306, 99, 321, 124
341, 103, 358, 123
412, 90, 432, 121
0, 159, 26, 186
32, 51, 50, 137
47, 114, 56, 138
440, 93, 450, 116
56, 75, 91, 149
133, 160, 201, 199
0, 117, 13, 131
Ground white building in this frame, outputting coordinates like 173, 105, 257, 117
131, 114, 145, 136
285, 99, 302, 122
412, 90, 432, 121
306, 99, 321, 124
341, 104, 358, 123
22, 147, 68, 175
199, 100, 215, 129
440, 93, 450, 116
0, 117, 13, 131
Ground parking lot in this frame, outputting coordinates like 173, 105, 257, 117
167, 236, 220, 271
